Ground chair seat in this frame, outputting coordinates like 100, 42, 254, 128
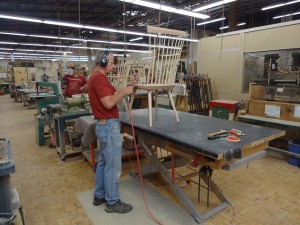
136, 84, 175, 90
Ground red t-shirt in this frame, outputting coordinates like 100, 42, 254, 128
65, 74, 87, 97
88, 71, 119, 119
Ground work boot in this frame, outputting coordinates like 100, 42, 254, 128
105, 200, 133, 213
93, 196, 106, 206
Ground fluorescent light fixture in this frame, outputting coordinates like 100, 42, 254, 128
273, 11, 300, 19
262, 3, 284, 11
13, 53, 44, 56
29, 34, 59, 39
0, 30, 198, 52
262, 0, 300, 10
0, 41, 18, 45
116, 30, 147, 36
44, 20, 84, 28
84, 25, 119, 33
0, 14, 43, 23
219, 26, 229, 30
193, 0, 237, 12
22, 43, 45, 47
35, 50, 58, 53
60, 37, 84, 41
0, 40, 73, 50
119, 0, 209, 19
197, 17, 226, 26
0, 38, 150, 54
0, 13, 198, 42
129, 37, 143, 42
0, 31, 27, 36
14, 49, 35, 52
219, 22, 246, 30
44, 44, 68, 48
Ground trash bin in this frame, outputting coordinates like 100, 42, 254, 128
288, 140, 300, 167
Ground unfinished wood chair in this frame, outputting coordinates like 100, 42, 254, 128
130, 26, 187, 127
107, 57, 131, 111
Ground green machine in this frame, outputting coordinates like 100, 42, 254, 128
35, 81, 60, 115
35, 92, 91, 148
35, 82, 61, 146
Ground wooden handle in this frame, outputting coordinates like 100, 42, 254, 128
208, 130, 228, 139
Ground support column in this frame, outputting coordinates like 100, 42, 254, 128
228, 0, 239, 32
86, 42, 93, 76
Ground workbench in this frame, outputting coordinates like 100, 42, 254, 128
119, 108, 285, 223
53, 111, 91, 161
14, 88, 38, 108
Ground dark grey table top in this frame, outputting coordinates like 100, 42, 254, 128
120, 108, 285, 159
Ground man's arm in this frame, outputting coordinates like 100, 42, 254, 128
100, 86, 133, 109
80, 83, 88, 91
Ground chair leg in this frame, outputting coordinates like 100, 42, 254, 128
155, 90, 158, 118
130, 89, 136, 110
167, 90, 179, 123
122, 97, 128, 111
148, 90, 152, 127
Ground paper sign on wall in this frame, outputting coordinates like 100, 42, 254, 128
294, 105, 300, 118
265, 105, 281, 118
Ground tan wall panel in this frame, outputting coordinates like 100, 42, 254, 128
244, 24, 300, 52
198, 21, 300, 102
13, 67, 27, 86
200, 34, 241, 52
199, 34, 244, 100
199, 49, 243, 100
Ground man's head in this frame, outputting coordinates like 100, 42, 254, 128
95, 50, 114, 74
72, 66, 80, 76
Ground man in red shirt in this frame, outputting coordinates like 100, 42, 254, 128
65, 66, 87, 97
88, 50, 138, 213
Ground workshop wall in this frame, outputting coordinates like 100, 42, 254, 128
198, 20, 300, 103
0, 59, 60, 85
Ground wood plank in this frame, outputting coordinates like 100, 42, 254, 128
249, 83, 266, 100
147, 26, 187, 37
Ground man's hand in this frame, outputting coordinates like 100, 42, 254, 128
120, 86, 133, 96
79, 84, 88, 91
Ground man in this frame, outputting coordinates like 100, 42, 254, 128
88, 50, 138, 213
65, 66, 87, 97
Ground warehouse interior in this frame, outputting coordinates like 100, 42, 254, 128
1, 0, 300, 225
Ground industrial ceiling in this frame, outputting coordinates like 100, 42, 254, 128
0, 0, 299, 60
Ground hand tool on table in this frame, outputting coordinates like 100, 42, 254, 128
208, 129, 245, 140
207, 130, 229, 139
226, 129, 245, 142
229, 129, 245, 136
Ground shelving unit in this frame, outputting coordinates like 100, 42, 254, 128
238, 83, 300, 149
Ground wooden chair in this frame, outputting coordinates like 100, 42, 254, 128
130, 26, 187, 127
107, 58, 131, 111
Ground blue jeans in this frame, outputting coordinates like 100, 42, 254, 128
94, 119, 122, 205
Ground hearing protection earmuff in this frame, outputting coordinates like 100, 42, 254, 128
100, 50, 110, 67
